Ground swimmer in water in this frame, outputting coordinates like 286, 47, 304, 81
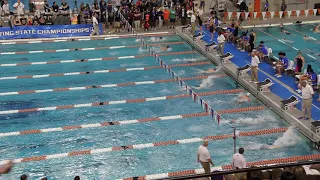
237, 93, 251, 103
303, 35, 313, 40
281, 38, 294, 43
281, 29, 291, 35
313, 24, 320, 33
161, 46, 170, 52
203, 68, 216, 73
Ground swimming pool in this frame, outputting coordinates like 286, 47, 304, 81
0, 34, 317, 179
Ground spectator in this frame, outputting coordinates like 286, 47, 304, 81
14, 15, 22, 26
232, 147, 247, 180
114, 10, 121, 32
107, 0, 112, 13
169, 6, 176, 28
52, 14, 59, 24
27, 16, 33, 25
298, 80, 314, 120
281, 171, 296, 180
179, 5, 187, 26
45, 15, 53, 25
115, 0, 121, 9
80, 2, 85, 12
99, 0, 107, 23
150, 7, 157, 30
20, 15, 27, 25
2, 1, 10, 16
29, 0, 36, 13
143, 19, 149, 31
13, 0, 25, 16
93, 2, 100, 21
264, 0, 269, 12
52, 2, 59, 13
195, 4, 203, 34
0, 18, 3, 27
239, 0, 246, 12
44, 0, 50, 12
197, 140, 214, 179
248, 2, 253, 19
294, 51, 305, 74
281, 0, 287, 11
133, 8, 141, 30
275, 52, 289, 78
250, 51, 260, 83
91, 12, 99, 36
20, 174, 28, 180
39, 15, 46, 25
33, 16, 40, 25
158, 7, 164, 29
163, 7, 169, 28
61, 0, 69, 11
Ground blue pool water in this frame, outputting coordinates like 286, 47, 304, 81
0, 34, 317, 179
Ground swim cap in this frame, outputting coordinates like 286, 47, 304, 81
246, 93, 250, 96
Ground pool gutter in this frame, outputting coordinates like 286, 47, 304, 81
175, 27, 320, 144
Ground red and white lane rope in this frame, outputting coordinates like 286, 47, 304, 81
120, 12, 225, 125
0, 32, 174, 45
0, 106, 264, 138
0, 127, 285, 164
0, 62, 211, 81
0, 42, 183, 55
0, 51, 195, 67
0, 89, 244, 115
120, 153, 320, 180
0, 75, 227, 96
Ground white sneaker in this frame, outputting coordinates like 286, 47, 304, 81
277, 75, 282, 77
249, 80, 254, 83
274, 74, 279, 77
254, 81, 259, 83
240, 50, 245, 52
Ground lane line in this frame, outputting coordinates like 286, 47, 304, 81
0, 106, 264, 138
0, 89, 244, 115
0, 61, 210, 81
120, 153, 320, 180
1, 127, 286, 164
0, 32, 175, 45
0, 51, 196, 67
0, 75, 227, 96
0, 42, 184, 55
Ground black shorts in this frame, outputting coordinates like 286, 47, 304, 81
209, 26, 214, 33
198, 17, 202, 26
170, 19, 175, 23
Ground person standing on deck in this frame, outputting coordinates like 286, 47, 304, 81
217, 31, 225, 55
250, 52, 259, 83
299, 81, 314, 120
91, 13, 99, 36
198, 140, 214, 179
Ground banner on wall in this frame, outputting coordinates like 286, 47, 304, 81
0, 24, 103, 40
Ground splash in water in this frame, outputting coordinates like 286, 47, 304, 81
229, 112, 276, 125
194, 75, 219, 89
172, 57, 203, 62
244, 126, 299, 150
149, 37, 166, 42
139, 47, 149, 52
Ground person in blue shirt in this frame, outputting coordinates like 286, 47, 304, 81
275, 52, 288, 77
308, 69, 318, 86
258, 41, 268, 60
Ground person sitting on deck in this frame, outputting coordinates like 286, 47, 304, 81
296, 65, 318, 93
237, 30, 249, 52
275, 52, 288, 78
257, 41, 268, 60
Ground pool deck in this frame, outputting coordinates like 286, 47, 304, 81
175, 27, 320, 143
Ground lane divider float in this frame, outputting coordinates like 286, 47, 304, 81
120, 153, 320, 180
0, 106, 264, 137
0, 89, 244, 115
0, 75, 228, 96
0, 61, 210, 81
0, 127, 286, 164
0, 42, 184, 55
0, 32, 175, 45
0, 51, 196, 67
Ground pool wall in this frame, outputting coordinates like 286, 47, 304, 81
175, 27, 320, 144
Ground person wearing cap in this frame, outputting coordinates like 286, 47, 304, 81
198, 140, 214, 179
237, 92, 251, 103
275, 52, 288, 77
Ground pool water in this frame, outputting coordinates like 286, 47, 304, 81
0, 34, 317, 179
